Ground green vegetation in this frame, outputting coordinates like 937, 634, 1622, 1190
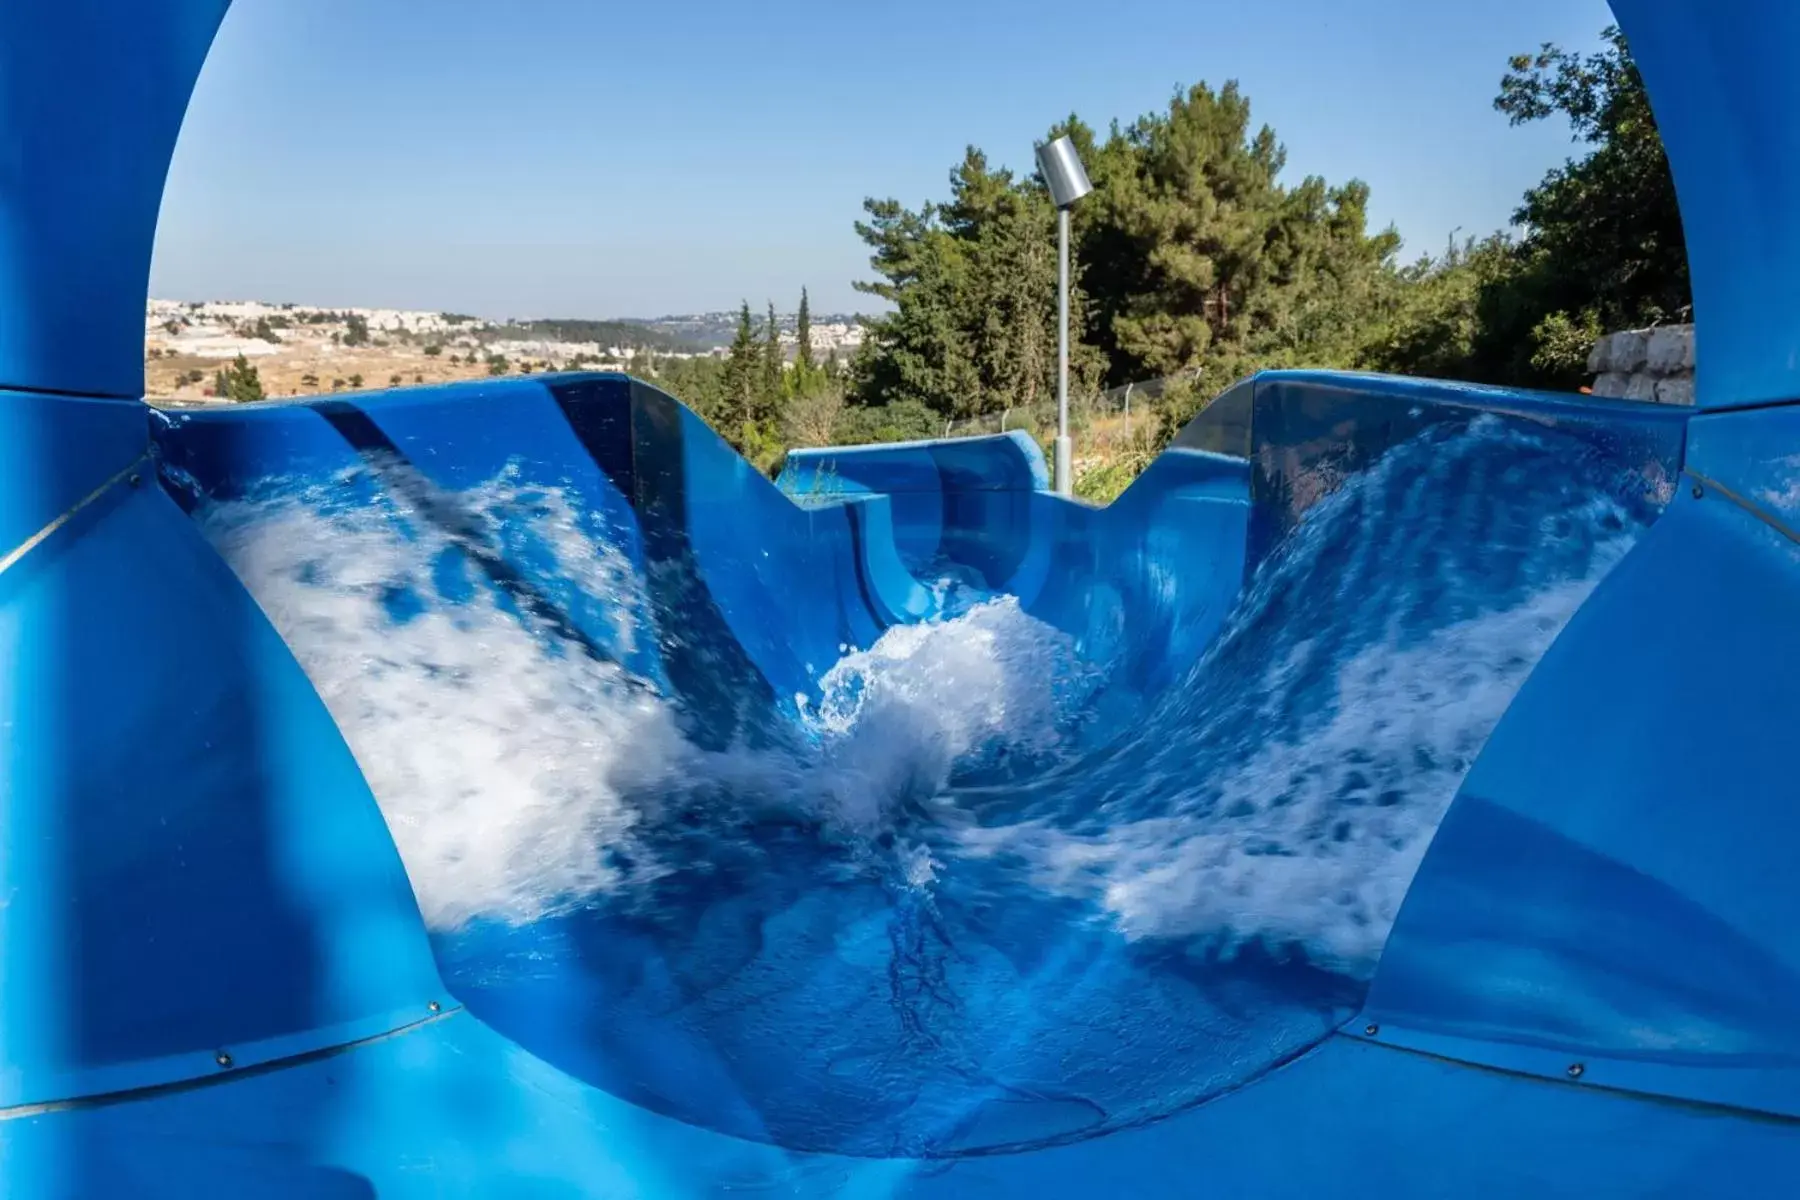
647, 25, 1687, 495
342, 313, 371, 348
212, 354, 265, 403
512, 318, 697, 353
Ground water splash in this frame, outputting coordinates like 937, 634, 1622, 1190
200, 469, 684, 930
956, 417, 1645, 976
193, 415, 1655, 1156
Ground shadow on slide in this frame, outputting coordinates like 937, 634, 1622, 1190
144, 370, 1710, 1160
12, 364, 1800, 1195
10, 0, 1800, 1191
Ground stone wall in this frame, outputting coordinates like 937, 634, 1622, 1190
1588, 324, 1694, 406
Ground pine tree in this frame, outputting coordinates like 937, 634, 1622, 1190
796, 287, 816, 374
722, 301, 759, 431
761, 301, 783, 419
851, 146, 1098, 419
212, 354, 265, 403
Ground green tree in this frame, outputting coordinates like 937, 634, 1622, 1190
761, 301, 784, 417
656, 354, 728, 428
424, 343, 443, 357
212, 354, 265, 403
348, 373, 364, 389
343, 313, 370, 347
795, 287, 816, 374
1359, 234, 1519, 380
1080, 82, 1398, 394
785, 287, 830, 404
486, 355, 510, 376
851, 146, 1101, 420
1467, 24, 1688, 387
833, 399, 940, 444
721, 302, 760, 431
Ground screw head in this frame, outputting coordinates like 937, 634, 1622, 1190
1363, 1023, 1379, 1037
427, 1000, 441, 1014
128, 473, 143, 489
1567, 1062, 1585, 1079
1692, 483, 1704, 500
214, 1050, 233, 1068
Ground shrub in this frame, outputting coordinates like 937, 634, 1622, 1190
211, 354, 265, 403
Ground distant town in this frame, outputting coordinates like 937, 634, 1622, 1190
145, 299, 867, 403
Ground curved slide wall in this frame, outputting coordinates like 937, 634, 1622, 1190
6, 0, 1800, 1193
9, 367, 1767, 1197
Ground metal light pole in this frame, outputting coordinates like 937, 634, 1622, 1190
1036, 135, 1093, 496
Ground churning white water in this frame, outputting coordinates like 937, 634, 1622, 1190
199, 473, 1093, 929
189, 416, 1659, 1156
197, 418, 1648, 981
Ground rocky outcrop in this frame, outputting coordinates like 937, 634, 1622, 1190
1588, 324, 1694, 406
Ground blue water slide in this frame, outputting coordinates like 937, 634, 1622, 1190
5, 0, 1800, 1195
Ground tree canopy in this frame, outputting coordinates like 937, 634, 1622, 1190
212, 354, 264, 403
649, 24, 1686, 479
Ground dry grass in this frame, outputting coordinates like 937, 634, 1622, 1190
145, 343, 523, 405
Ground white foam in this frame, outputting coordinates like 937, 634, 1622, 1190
198, 420, 1647, 978
951, 418, 1646, 977
202, 474, 690, 931
201, 477, 1087, 930
803, 596, 1093, 832
957, 570, 1617, 974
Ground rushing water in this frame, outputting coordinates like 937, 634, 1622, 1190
197, 416, 1659, 1158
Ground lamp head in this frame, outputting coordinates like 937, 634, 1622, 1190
1036, 135, 1093, 210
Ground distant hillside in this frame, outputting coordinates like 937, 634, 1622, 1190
504, 318, 700, 352
617, 311, 868, 353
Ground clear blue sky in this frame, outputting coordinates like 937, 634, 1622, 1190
150, 0, 1616, 319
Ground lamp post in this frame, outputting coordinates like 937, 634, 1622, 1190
1036, 135, 1093, 496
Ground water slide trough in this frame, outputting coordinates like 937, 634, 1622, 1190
5, 1, 1800, 1195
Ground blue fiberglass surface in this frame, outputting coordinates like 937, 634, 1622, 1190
130, 370, 1687, 1165
11, 1014, 1800, 1198
1359, 403, 1800, 1119
12, 0, 1800, 1192
0, 1, 228, 397
0, 399, 444, 1109
780, 432, 1049, 582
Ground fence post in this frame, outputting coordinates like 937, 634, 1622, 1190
1124, 383, 1133, 439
